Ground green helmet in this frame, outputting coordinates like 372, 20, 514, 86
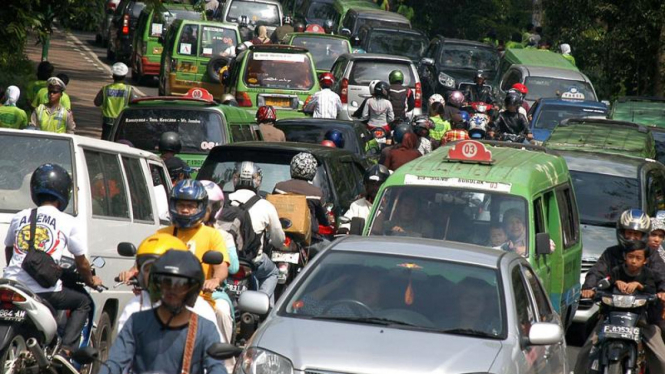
389, 69, 404, 84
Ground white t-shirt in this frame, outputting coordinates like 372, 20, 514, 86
3, 205, 87, 293
340, 198, 372, 230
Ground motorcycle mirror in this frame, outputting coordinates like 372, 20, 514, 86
91, 257, 106, 269
202, 251, 224, 265
535, 232, 551, 255
206, 343, 243, 360
117, 242, 137, 257
597, 277, 611, 290
349, 217, 365, 235
71, 346, 99, 365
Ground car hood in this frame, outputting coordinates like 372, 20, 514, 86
440, 68, 498, 84
581, 224, 615, 261
253, 317, 503, 373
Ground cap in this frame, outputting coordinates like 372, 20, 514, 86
47, 77, 66, 91
165, 157, 191, 178
112, 62, 129, 76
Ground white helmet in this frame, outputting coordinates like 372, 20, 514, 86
428, 94, 445, 107
368, 80, 381, 94
112, 62, 129, 77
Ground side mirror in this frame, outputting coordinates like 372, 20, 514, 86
528, 322, 563, 345
349, 217, 365, 235
71, 346, 100, 365
238, 290, 270, 315
420, 57, 435, 66
535, 232, 551, 255
117, 242, 137, 257
91, 257, 106, 268
206, 343, 243, 360
202, 251, 224, 265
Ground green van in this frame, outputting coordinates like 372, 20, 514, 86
331, 0, 378, 33
159, 19, 240, 98
357, 140, 583, 329
284, 32, 351, 74
499, 48, 579, 77
132, 4, 203, 83
609, 96, 665, 128
544, 118, 657, 159
109, 88, 260, 175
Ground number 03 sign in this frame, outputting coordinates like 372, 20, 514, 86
447, 140, 493, 164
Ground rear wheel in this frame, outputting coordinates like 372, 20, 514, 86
0, 335, 26, 374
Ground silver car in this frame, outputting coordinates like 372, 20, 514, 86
236, 236, 568, 374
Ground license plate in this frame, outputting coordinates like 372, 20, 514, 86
0, 309, 26, 322
602, 325, 640, 341
227, 283, 247, 294
265, 97, 292, 108
272, 251, 299, 264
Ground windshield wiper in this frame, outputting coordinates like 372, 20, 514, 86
439, 328, 495, 338
311, 315, 418, 327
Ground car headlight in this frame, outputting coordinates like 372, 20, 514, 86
438, 72, 455, 88
234, 347, 294, 374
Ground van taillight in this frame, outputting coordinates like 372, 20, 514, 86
236, 92, 252, 107
414, 82, 422, 108
340, 78, 348, 104
122, 14, 130, 34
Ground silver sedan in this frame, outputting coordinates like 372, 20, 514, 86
236, 236, 568, 374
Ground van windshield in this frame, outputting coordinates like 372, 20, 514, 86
525, 77, 597, 101
114, 108, 225, 154
290, 36, 348, 71
534, 105, 607, 130
244, 52, 315, 90
438, 44, 498, 72
306, 2, 336, 23
366, 31, 427, 62
569, 171, 639, 226
349, 60, 415, 86
226, 0, 280, 27
151, 9, 201, 37
0, 134, 75, 215
369, 186, 529, 256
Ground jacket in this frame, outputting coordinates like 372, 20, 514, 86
493, 110, 530, 136
583, 245, 665, 290
389, 84, 414, 120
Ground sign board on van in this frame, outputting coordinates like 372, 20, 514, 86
447, 140, 493, 164
403, 174, 512, 193
253, 52, 305, 63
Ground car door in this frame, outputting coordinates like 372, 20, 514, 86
531, 195, 554, 297
645, 168, 665, 215
553, 184, 582, 324
148, 160, 171, 225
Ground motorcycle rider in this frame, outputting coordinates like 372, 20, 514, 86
338, 164, 390, 233
510, 82, 530, 114
443, 90, 464, 121
648, 214, 665, 262
361, 81, 394, 132
3, 163, 103, 353
323, 129, 345, 149
303, 73, 342, 119
353, 79, 380, 118
323, 20, 335, 34
388, 69, 415, 121
489, 91, 532, 141
427, 94, 449, 142
293, 21, 306, 33
256, 105, 286, 142
100, 250, 226, 374
412, 115, 434, 155
463, 71, 494, 105
350, 36, 365, 53
271, 16, 294, 43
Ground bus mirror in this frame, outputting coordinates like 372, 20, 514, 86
535, 232, 551, 255
350, 217, 365, 235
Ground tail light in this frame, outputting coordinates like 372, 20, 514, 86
122, 14, 130, 35
284, 236, 292, 247
414, 82, 422, 108
0, 289, 26, 308
232, 264, 252, 281
340, 78, 348, 104
236, 92, 253, 107
318, 224, 334, 236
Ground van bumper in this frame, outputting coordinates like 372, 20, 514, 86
140, 57, 161, 76
167, 74, 224, 98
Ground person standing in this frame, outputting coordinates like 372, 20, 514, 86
303, 73, 342, 119
30, 77, 75, 133
0, 86, 28, 129
26, 61, 54, 110
271, 16, 294, 43
94, 62, 137, 140
33, 73, 72, 111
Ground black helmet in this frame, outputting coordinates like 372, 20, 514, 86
616, 209, 651, 250
30, 163, 72, 211
364, 164, 390, 185
148, 250, 204, 312
323, 20, 335, 33
504, 91, 522, 108
158, 131, 182, 153
373, 81, 390, 98
294, 21, 306, 32
393, 122, 413, 144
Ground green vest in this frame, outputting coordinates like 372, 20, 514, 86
562, 54, 576, 66
33, 87, 71, 110
26, 80, 48, 105
0, 106, 28, 129
102, 83, 131, 120
35, 104, 68, 133
397, 4, 414, 21
505, 41, 523, 49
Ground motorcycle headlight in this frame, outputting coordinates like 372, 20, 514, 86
633, 298, 648, 307
235, 347, 294, 374
610, 295, 636, 308
601, 296, 613, 306
438, 72, 455, 88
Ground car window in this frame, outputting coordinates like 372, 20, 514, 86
512, 266, 537, 336
424, 40, 438, 59
85, 150, 130, 219
437, 44, 498, 72
122, 156, 154, 222
149, 162, 171, 224
354, 18, 409, 34
369, 186, 529, 256
244, 51, 315, 90
230, 124, 259, 142
533, 105, 608, 131
501, 70, 521, 91
226, 0, 280, 27
306, 2, 336, 22
525, 77, 597, 101
331, 58, 347, 82
329, 158, 364, 209
200, 26, 238, 57
569, 170, 636, 227
290, 36, 348, 71
153, 9, 201, 37
533, 197, 545, 234
366, 31, 427, 62
342, 13, 354, 30
349, 60, 415, 86
178, 24, 199, 56
555, 185, 580, 249
522, 265, 555, 322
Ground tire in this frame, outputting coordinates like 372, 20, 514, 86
90, 312, 112, 374
0, 335, 26, 374
604, 361, 623, 374
207, 56, 230, 84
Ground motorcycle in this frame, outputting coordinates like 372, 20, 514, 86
223, 259, 258, 347
272, 218, 310, 301
368, 126, 391, 150
463, 101, 493, 131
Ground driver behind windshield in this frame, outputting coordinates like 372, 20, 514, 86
383, 194, 433, 238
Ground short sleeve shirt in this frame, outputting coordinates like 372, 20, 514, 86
3, 206, 87, 293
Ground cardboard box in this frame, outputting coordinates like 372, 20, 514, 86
266, 194, 312, 245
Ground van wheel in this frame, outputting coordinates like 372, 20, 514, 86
91, 312, 112, 374
0, 335, 26, 374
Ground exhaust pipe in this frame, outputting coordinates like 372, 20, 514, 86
26, 338, 49, 369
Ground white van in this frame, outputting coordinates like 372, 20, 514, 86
0, 128, 170, 357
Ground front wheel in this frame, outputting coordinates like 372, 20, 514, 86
90, 312, 112, 374
0, 334, 26, 374
604, 361, 624, 374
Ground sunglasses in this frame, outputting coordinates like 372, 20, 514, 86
48, 90, 63, 95
153, 274, 195, 290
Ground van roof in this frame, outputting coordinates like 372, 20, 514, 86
556, 150, 649, 179
388, 142, 570, 196
180, 19, 239, 30
503, 48, 579, 71
514, 64, 589, 81
351, 8, 410, 21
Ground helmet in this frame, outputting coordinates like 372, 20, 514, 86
504, 91, 522, 108
448, 91, 465, 107
393, 122, 413, 144
290, 152, 317, 181
321, 140, 336, 147
323, 129, 344, 148
368, 80, 381, 94
428, 94, 445, 107
294, 21, 306, 32
169, 179, 208, 228
373, 81, 390, 98
616, 209, 651, 250
412, 115, 433, 136
351, 36, 361, 47
221, 93, 238, 106
512, 83, 528, 95
389, 70, 404, 84
233, 161, 263, 190
235, 41, 253, 56
363, 164, 390, 185
30, 163, 72, 211
459, 111, 470, 124
148, 250, 204, 311
323, 20, 335, 33
474, 71, 486, 81
136, 234, 188, 288
468, 115, 488, 139
112, 62, 129, 76
651, 215, 665, 235
319, 72, 335, 88
256, 105, 277, 123
159, 131, 182, 153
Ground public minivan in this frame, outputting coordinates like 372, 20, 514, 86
0, 128, 171, 361
331, 0, 378, 33
159, 19, 240, 97
356, 140, 583, 329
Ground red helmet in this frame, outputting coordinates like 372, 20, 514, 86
321, 140, 337, 148
512, 83, 528, 95
319, 73, 334, 88
256, 105, 277, 123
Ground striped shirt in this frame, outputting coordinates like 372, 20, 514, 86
304, 89, 342, 119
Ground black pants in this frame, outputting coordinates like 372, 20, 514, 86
101, 123, 113, 140
38, 288, 91, 349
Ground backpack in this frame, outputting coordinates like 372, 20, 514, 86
218, 195, 263, 261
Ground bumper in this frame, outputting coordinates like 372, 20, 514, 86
140, 57, 161, 76
167, 74, 224, 98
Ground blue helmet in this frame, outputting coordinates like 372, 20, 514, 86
392, 122, 412, 144
324, 129, 345, 148
459, 111, 470, 124
30, 163, 72, 211
169, 179, 209, 228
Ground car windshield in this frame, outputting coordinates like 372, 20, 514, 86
226, 0, 280, 27
290, 36, 348, 71
369, 186, 530, 256
612, 101, 665, 127
114, 108, 225, 154
244, 51, 315, 90
199, 26, 238, 57
283, 250, 505, 338
354, 18, 409, 33
534, 104, 607, 130
438, 44, 498, 72
150, 9, 201, 37
569, 171, 639, 226
306, 2, 336, 23
0, 134, 75, 215
276, 124, 358, 152
524, 77, 597, 101
366, 31, 427, 62
349, 60, 415, 86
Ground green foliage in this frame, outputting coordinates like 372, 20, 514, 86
56, 0, 106, 32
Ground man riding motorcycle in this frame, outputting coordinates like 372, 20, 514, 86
303, 73, 342, 119
463, 71, 494, 105
489, 91, 532, 141
338, 164, 390, 233
388, 69, 415, 121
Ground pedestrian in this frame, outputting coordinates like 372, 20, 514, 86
0, 86, 28, 129
383, 132, 420, 171
271, 16, 294, 43
303, 73, 342, 119
26, 61, 54, 109
256, 105, 286, 142
396, 0, 414, 21
94, 62, 137, 140
560, 43, 576, 66
33, 73, 72, 110
251, 25, 271, 45
30, 77, 75, 133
